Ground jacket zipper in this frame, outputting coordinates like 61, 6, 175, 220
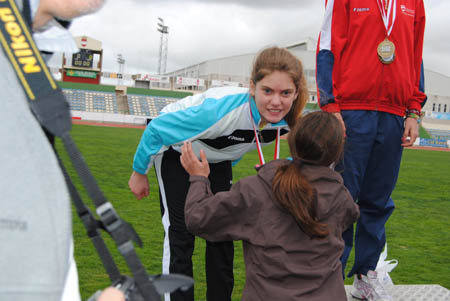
375, 64, 385, 112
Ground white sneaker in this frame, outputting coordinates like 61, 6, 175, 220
351, 270, 393, 301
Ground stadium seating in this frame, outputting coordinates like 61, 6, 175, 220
127, 94, 177, 117
63, 89, 118, 113
63, 88, 179, 117
426, 128, 450, 140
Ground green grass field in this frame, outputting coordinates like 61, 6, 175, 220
55, 124, 450, 300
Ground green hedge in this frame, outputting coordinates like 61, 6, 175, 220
419, 125, 432, 139
305, 103, 320, 110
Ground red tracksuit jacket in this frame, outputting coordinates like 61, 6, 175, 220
316, 0, 427, 116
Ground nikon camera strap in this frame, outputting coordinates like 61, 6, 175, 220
0, 1, 161, 299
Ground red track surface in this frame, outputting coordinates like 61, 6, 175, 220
72, 120, 146, 129
72, 120, 450, 152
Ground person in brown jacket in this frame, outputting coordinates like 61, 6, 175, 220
180, 111, 360, 300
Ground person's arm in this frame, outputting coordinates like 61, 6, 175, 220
341, 187, 360, 231
33, 0, 104, 30
180, 142, 259, 241
316, 0, 348, 131
129, 92, 224, 199
128, 171, 150, 200
129, 119, 164, 199
407, 0, 427, 113
402, 117, 420, 147
402, 0, 426, 147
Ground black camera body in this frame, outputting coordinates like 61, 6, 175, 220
89, 274, 194, 301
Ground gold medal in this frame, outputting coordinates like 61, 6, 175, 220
377, 38, 395, 64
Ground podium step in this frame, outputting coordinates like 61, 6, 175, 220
345, 284, 450, 300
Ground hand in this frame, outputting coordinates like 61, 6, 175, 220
128, 171, 149, 200
402, 117, 419, 147
33, 0, 105, 30
333, 112, 346, 135
98, 287, 125, 301
180, 141, 210, 177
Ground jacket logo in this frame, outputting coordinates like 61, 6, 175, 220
400, 5, 415, 17
0, 218, 28, 232
353, 7, 370, 12
228, 135, 245, 142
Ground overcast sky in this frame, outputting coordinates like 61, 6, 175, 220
64, 0, 450, 77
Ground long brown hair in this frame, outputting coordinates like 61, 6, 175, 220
272, 111, 345, 238
251, 46, 308, 128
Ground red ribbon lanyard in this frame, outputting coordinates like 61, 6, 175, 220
250, 105, 280, 166
377, 0, 397, 37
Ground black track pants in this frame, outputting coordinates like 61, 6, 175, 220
154, 148, 234, 301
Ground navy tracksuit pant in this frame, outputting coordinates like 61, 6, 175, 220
337, 111, 404, 278
154, 147, 234, 301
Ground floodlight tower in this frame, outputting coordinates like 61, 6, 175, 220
117, 53, 125, 85
157, 17, 169, 75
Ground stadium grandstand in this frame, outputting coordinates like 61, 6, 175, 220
59, 81, 192, 125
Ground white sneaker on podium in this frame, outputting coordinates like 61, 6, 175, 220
351, 270, 393, 301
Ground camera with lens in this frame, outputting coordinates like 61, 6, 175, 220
88, 274, 193, 301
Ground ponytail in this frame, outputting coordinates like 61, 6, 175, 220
272, 160, 329, 239
272, 111, 345, 239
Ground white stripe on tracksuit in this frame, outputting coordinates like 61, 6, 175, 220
319, 0, 334, 51
154, 155, 172, 301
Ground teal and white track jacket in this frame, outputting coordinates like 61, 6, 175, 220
132, 87, 289, 174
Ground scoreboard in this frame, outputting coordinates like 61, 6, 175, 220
72, 49, 94, 68
63, 36, 102, 84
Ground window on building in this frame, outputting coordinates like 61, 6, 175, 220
444, 104, 447, 113
438, 104, 441, 112
432, 103, 436, 111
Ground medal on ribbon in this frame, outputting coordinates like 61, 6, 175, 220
377, 38, 396, 64
377, 0, 397, 64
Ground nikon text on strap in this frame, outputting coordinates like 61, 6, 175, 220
0, 1, 162, 299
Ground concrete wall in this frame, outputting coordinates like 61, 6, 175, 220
71, 111, 149, 125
